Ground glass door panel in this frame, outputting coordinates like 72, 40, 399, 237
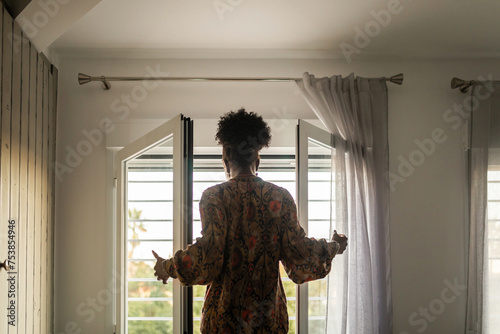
191, 162, 224, 334
485, 168, 500, 331
126, 140, 174, 334
116, 114, 192, 334
307, 139, 334, 333
297, 120, 338, 334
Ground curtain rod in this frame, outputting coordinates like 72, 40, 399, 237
451, 77, 500, 93
78, 73, 404, 90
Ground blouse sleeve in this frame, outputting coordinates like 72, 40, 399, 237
163, 188, 227, 286
279, 189, 340, 284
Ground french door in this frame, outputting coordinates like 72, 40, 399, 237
297, 120, 342, 333
115, 114, 193, 334
114, 116, 340, 333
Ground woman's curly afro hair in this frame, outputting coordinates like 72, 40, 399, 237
215, 108, 271, 165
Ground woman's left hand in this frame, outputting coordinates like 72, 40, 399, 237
152, 250, 169, 284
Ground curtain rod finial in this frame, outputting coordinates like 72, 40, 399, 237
78, 73, 92, 85
451, 77, 464, 89
389, 73, 404, 85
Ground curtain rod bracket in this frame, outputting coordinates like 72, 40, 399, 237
100, 76, 111, 90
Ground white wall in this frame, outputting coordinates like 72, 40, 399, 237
55, 56, 499, 333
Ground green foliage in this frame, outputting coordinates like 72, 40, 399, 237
128, 208, 146, 259
128, 209, 175, 333
128, 321, 172, 334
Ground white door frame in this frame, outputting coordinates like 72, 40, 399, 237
296, 119, 333, 333
114, 114, 191, 334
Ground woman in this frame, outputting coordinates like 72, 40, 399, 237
153, 108, 347, 333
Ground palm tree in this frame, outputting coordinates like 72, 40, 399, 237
128, 208, 146, 259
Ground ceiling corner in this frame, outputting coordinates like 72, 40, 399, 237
15, 0, 102, 52
2, 0, 31, 18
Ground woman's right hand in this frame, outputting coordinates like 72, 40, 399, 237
152, 250, 169, 284
333, 230, 348, 254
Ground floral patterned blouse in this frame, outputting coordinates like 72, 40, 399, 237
163, 175, 340, 333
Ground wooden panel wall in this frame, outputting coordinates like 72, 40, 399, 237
0, 2, 57, 333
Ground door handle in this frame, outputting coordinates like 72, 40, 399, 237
0, 260, 10, 271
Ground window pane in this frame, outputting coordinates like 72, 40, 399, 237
193, 321, 202, 334
126, 136, 174, 331
193, 170, 226, 182
489, 202, 500, 220
488, 171, 500, 181
308, 138, 333, 332
308, 221, 331, 240
485, 169, 500, 332
309, 319, 326, 334
282, 280, 296, 298
308, 171, 331, 181
489, 240, 500, 259
128, 182, 173, 201
128, 260, 155, 279
128, 241, 173, 260
128, 220, 173, 240
308, 201, 331, 221
128, 170, 172, 182
488, 221, 500, 239
128, 280, 173, 298
192, 202, 201, 221
128, 321, 173, 334
128, 202, 173, 220
273, 181, 296, 196
258, 171, 295, 181
128, 300, 173, 318
309, 181, 333, 200
308, 300, 327, 317
488, 181, 500, 200
194, 182, 221, 199
308, 279, 327, 298
193, 220, 203, 239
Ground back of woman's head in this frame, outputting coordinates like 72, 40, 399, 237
215, 108, 272, 167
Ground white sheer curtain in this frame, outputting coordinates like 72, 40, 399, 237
295, 73, 393, 334
466, 81, 500, 334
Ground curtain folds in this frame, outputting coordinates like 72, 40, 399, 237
296, 73, 393, 334
466, 82, 500, 334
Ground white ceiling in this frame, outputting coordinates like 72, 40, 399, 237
49, 0, 500, 59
